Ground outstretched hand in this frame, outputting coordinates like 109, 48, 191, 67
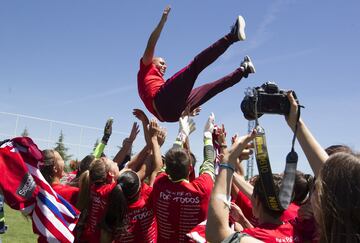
157, 127, 167, 147
179, 115, 196, 137
203, 112, 215, 135
221, 130, 256, 165
149, 119, 162, 139
102, 117, 113, 144
133, 109, 150, 125
214, 124, 226, 146
181, 105, 201, 118
129, 122, 140, 142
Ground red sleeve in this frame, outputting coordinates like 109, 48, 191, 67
191, 174, 213, 195
52, 184, 80, 206
141, 183, 153, 199
235, 190, 256, 225
280, 203, 299, 222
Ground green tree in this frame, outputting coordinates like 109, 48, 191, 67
54, 130, 72, 162
21, 127, 29, 137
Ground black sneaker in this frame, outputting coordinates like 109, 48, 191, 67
241, 55, 255, 78
231, 16, 246, 41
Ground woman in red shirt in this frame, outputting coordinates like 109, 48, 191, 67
76, 157, 120, 243
40, 149, 80, 206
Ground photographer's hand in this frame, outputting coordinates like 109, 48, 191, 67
285, 91, 301, 131
285, 91, 328, 177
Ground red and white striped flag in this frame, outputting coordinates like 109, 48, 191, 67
0, 137, 79, 243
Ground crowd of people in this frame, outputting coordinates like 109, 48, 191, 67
0, 5, 359, 243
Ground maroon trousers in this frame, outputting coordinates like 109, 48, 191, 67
154, 34, 246, 122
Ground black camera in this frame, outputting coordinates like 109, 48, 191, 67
240, 82, 297, 120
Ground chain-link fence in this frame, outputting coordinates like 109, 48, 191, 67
0, 111, 135, 162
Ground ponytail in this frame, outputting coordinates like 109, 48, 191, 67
102, 184, 128, 236
77, 170, 90, 210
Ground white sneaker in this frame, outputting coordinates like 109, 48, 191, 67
231, 16, 246, 41
241, 55, 256, 78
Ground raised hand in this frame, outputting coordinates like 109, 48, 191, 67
221, 130, 256, 165
179, 115, 196, 137
285, 91, 300, 131
230, 202, 253, 229
203, 112, 215, 139
133, 109, 150, 125
214, 124, 226, 146
129, 122, 140, 142
102, 117, 113, 144
182, 106, 202, 118
149, 119, 162, 138
157, 128, 167, 147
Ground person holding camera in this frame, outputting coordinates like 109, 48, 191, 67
206, 127, 302, 243
285, 91, 360, 243
138, 6, 255, 122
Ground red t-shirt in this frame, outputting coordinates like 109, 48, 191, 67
281, 203, 299, 222
243, 222, 302, 242
81, 183, 116, 243
234, 190, 258, 225
137, 58, 165, 116
52, 183, 79, 207
235, 190, 300, 226
114, 183, 157, 243
152, 172, 214, 243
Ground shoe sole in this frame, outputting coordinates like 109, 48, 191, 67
237, 16, 246, 41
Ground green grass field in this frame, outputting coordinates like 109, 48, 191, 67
0, 204, 37, 243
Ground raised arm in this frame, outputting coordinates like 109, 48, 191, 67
93, 117, 113, 158
173, 115, 196, 149
206, 130, 258, 242
142, 6, 171, 66
285, 92, 328, 176
199, 113, 216, 179
113, 122, 140, 165
133, 109, 150, 144
148, 120, 164, 186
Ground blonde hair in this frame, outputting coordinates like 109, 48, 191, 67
76, 158, 111, 210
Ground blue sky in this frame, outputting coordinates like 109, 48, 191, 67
1, 0, 359, 175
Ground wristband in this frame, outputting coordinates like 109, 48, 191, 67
219, 163, 235, 173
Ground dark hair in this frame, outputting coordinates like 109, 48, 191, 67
102, 184, 128, 236
77, 154, 95, 178
165, 148, 191, 181
118, 170, 140, 203
325, 144, 352, 156
293, 170, 314, 205
253, 174, 284, 218
40, 149, 56, 184
317, 152, 360, 243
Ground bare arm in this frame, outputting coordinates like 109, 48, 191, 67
148, 120, 164, 187
113, 122, 140, 165
232, 172, 254, 199
125, 145, 151, 172
286, 92, 328, 176
142, 6, 171, 66
206, 130, 256, 242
